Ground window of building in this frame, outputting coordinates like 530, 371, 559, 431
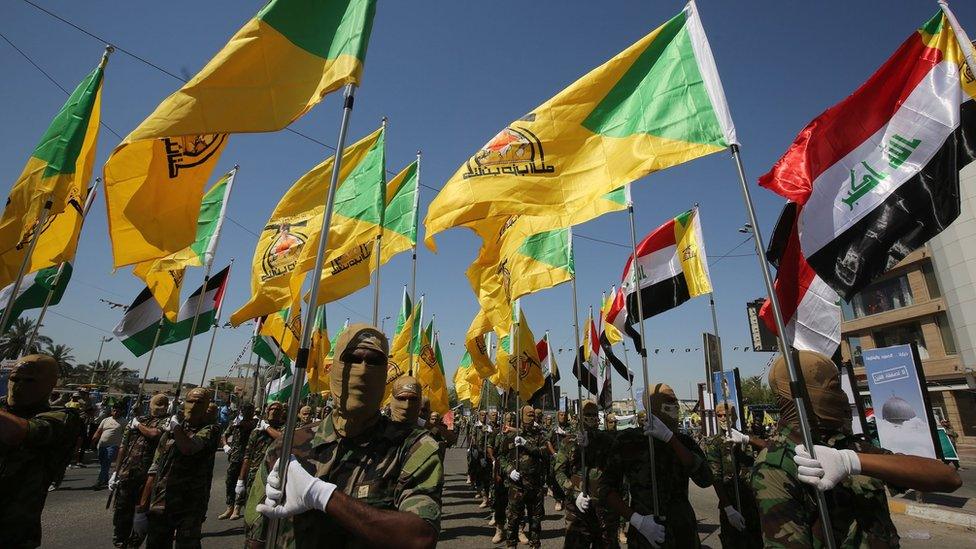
844, 274, 914, 319
872, 322, 929, 359
936, 312, 957, 355
845, 335, 864, 366
922, 263, 942, 299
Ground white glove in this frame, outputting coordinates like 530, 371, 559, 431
723, 505, 746, 531
256, 456, 337, 519
793, 444, 861, 491
129, 417, 141, 430
235, 479, 246, 496
575, 492, 591, 511
223, 444, 232, 454
256, 419, 270, 431
132, 512, 149, 536
514, 436, 526, 447
509, 469, 521, 482
642, 414, 673, 443
164, 415, 180, 432
629, 513, 665, 547
484, 424, 493, 433
232, 414, 242, 426
577, 431, 588, 448
108, 472, 119, 491
726, 428, 750, 445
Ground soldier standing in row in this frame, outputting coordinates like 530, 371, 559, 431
550, 410, 571, 512
428, 411, 456, 459
468, 410, 488, 503
389, 376, 422, 426
218, 402, 256, 521
297, 406, 315, 429
133, 387, 220, 548
109, 394, 169, 548
480, 410, 499, 510
240, 402, 285, 547
252, 323, 443, 547
499, 405, 550, 548
0, 355, 82, 549
488, 411, 515, 543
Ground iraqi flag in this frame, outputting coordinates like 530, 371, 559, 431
572, 314, 601, 396
759, 203, 841, 356
606, 207, 712, 349
759, 9, 976, 301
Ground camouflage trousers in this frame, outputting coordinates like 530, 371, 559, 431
564, 507, 620, 549
717, 480, 763, 549
112, 476, 146, 547
146, 510, 203, 549
493, 480, 509, 526
225, 460, 245, 506
506, 485, 544, 548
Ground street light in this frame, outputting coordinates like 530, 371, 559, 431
89, 336, 113, 384
380, 315, 392, 335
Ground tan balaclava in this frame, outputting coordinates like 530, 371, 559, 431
150, 394, 170, 417
605, 413, 618, 431
6, 354, 59, 408
418, 397, 432, 426
646, 383, 680, 431
488, 410, 499, 426
503, 411, 516, 428
183, 388, 213, 426
329, 324, 389, 438
520, 405, 535, 428
298, 406, 313, 424
581, 400, 600, 431
543, 414, 553, 428
715, 401, 738, 432
266, 402, 286, 427
429, 412, 441, 429
557, 410, 567, 426
769, 351, 851, 434
390, 376, 421, 424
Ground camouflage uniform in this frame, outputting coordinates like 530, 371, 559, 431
222, 418, 256, 506
487, 424, 509, 526
0, 397, 81, 549
499, 423, 549, 548
244, 414, 443, 548
702, 433, 762, 549
144, 422, 220, 548
607, 429, 712, 548
113, 415, 166, 547
751, 424, 899, 548
242, 426, 280, 545
555, 428, 620, 549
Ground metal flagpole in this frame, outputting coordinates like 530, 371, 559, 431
25, 182, 101, 353
708, 291, 742, 511
372, 117, 389, 326
200, 258, 233, 386
623, 344, 637, 414
730, 144, 835, 546
268, 84, 357, 547
625, 185, 661, 518
567, 228, 589, 496
407, 151, 422, 377
251, 355, 263, 406
0, 199, 54, 333
513, 298, 521, 470
546, 331, 558, 410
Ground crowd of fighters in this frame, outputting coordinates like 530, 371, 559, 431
0, 323, 965, 548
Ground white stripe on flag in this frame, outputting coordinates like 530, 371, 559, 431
622, 244, 682, 294
785, 275, 841, 356
684, 0, 738, 146
114, 290, 161, 338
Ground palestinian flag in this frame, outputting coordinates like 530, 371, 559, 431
606, 207, 712, 345
266, 363, 310, 403
0, 263, 72, 333
572, 313, 602, 396
758, 9, 976, 300
758, 203, 841, 356
115, 266, 230, 356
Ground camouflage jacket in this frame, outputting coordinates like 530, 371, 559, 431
146, 421, 220, 514
0, 398, 81, 547
117, 415, 166, 481
606, 429, 712, 548
497, 423, 550, 489
751, 424, 899, 548
554, 428, 619, 508
223, 418, 257, 464
243, 426, 277, 478
248, 414, 444, 548
702, 433, 755, 486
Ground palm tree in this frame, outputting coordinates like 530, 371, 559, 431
0, 317, 53, 359
87, 359, 137, 389
44, 343, 76, 379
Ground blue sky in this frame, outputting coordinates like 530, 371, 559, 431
3, 1, 973, 400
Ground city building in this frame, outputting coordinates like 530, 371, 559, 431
841, 164, 976, 449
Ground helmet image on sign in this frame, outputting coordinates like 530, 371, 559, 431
881, 395, 916, 425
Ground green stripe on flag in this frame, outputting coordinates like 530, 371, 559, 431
188, 174, 231, 262
334, 127, 385, 224
258, 0, 376, 61
32, 67, 103, 177
384, 161, 418, 241
0, 263, 72, 333
518, 228, 573, 273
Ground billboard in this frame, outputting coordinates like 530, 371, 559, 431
746, 299, 779, 352
862, 344, 940, 459
712, 368, 744, 432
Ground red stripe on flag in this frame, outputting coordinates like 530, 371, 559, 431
759, 205, 816, 335
619, 217, 677, 281
758, 31, 942, 204
536, 337, 549, 363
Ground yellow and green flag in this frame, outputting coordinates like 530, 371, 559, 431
259, 306, 301, 361
133, 169, 235, 321
306, 305, 331, 394
379, 161, 420, 262
385, 289, 423, 403
104, 0, 377, 267
416, 322, 450, 415
425, 1, 736, 248
493, 303, 544, 401
0, 58, 104, 289
464, 309, 496, 380
230, 128, 382, 325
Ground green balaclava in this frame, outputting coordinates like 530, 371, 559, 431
329, 324, 389, 438
6, 354, 59, 408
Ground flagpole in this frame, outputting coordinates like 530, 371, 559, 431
546, 330, 558, 410
567, 227, 588, 496
625, 186, 661, 518
729, 144, 835, 546
708, 291, 742, 512
200, 258, 233, 386
407, 151, 422, 377
513, 298, 521, 472
25, 182, 101, 353
372, 117, 389, 326
623, 344, 637, 415
134, 317, 166, 417
0, 198, 54, 334
268, 84, 358, 547
245, 321, 258, 404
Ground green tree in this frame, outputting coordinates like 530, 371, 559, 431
0, 317, 53, 359
87, 359, 137, 391
44, 343, 76, 379
740, 375, 774, 406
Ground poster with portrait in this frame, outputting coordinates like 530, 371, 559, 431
711, 368, 744, 432
863, 344, 941, 459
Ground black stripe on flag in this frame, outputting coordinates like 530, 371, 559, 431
808, 99, 976, 300
599, 331, 634, 383
572, 346, 599, 395
625, 275, 691, 324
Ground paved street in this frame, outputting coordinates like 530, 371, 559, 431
40, 447, 975, 547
